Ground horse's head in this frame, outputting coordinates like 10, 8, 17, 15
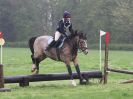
77, 32, 88, 55
70, 31, 88, 55
67, 30, 88, 55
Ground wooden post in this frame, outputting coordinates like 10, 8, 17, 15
0, 32, 10, 92
0, 64, 4, 88
103, 32, 110, 84
0, 64, 11, 92
103, 41, 109, 84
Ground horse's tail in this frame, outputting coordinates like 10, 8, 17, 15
28, 37, 37, 54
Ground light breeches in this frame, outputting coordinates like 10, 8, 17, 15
55, 31, 61, 41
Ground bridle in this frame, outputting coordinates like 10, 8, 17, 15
78, 39, 88, 53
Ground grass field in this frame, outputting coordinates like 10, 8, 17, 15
0, 48, 133, 99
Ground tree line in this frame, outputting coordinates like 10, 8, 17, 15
0, 0, 133, 44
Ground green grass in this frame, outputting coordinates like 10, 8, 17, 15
1, 48, 133, 99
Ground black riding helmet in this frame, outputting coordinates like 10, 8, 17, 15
63, 11, 71, 18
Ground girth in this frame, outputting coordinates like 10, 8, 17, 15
56, 48, 61, 61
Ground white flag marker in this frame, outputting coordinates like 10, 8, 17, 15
99, 30, 107, 70
0, 32, 5, 64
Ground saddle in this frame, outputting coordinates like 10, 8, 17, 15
48, 35, 66, 49
56, 36, 66, 48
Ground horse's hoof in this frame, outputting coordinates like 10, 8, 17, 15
31, 69, 35, 73
80, 79, 88, 85
31, 67, 36, 73
32, 69, 39, 75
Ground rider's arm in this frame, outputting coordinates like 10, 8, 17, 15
69, 24, 74, 34
56, 20, 65, 34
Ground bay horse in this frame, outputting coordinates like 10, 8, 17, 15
28, 31, 88, 86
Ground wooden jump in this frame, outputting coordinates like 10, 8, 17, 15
120, 79, 133, 84
107, 68, 133, 75
0, 64, 11, 92
103, 38, 133, 84
4, 71, 102, 87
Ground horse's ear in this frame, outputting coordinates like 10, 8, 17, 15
79, 32, 83, 38
84, 33, 87, 39
84, 33, 86, 37
75, 30, 78, 35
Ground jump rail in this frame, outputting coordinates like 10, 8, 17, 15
107, 68, 133, 75
4, 71, 102, 87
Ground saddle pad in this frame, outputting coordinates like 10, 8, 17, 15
48, 36, 54, 45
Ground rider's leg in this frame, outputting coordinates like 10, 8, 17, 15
55, 31, 61, 41
46, 31, 61, 50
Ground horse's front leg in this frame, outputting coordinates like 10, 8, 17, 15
65, 61, 77, 86
73, 57, 87, 84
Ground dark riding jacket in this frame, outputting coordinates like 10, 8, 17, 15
56, 19, 74, 36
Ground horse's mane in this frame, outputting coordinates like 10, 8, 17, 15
67, 30, 87, 40
63, 30, 86, 54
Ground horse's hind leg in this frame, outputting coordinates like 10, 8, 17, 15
32, 57, 43, 74
31, 54, 41, 74
32, 54, 47, 74
31, 54, 36, 72
34, 58, 40, 74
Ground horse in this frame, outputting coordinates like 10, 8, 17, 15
28, 31, 89, 86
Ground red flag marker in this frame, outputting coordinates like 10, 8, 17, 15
0, 32, 3, 38
105, 32, 110, 46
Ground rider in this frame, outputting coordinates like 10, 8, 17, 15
46, 11, 74, 50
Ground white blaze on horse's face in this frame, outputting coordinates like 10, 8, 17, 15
84, 40, 88, 48
83, 40, 88, 55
